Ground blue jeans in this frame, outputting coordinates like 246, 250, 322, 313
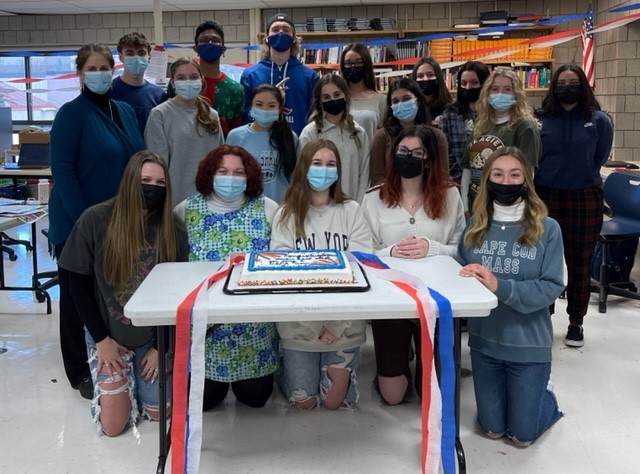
470, 350, 563, 444
85, 330, 163, 431
278, 348, 360, 408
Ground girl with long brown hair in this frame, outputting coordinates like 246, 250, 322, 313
58, 151, 188, 436
271, 139, 372, 410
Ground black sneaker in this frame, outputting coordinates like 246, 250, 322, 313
73, 376, 94, 400
564, 325, 584, 348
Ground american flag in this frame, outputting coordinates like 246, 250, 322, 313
582, 5, 595, 88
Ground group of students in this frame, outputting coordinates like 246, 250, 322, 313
47, 13, 614, 450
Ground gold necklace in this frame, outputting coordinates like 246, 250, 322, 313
403, 195, 423, 210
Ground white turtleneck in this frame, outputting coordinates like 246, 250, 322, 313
492, 199, 525, 222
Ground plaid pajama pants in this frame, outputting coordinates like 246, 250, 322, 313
536, 184, 604, 325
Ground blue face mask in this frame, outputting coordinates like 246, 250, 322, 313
123, 56, 148, 77
250, 108, 280, 127
307, 166, 338, 192
391, 99, 418, 122
213, 175, 247, 202
197, 44, 224, 63
83, 71, 112, 95
267, 32, 294, 52
488, 93, 516, 112
174, 79, 202, 101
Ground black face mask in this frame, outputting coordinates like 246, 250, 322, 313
343, 66, 365, 84
394, 154, 425, 179
554, 85, 582, 105
142, 184, 166, 211
417, 79, 439, 96
322, 98, 347, 116
487, 181, 525, 206
458, 87, 481, 104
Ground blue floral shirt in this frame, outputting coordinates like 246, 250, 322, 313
185, 194, 278, 382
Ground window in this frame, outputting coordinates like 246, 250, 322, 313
0, 52, 82, 124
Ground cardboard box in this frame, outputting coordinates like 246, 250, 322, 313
19, 127, 50, 145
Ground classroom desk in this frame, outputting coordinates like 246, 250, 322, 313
0, 213, 54, 313
0, 167, 52, 200
125, 255, 497, 474
0, 167, 52, 179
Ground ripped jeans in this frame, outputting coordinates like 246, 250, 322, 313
85, 330, 162, 432
278, 348, 360, 408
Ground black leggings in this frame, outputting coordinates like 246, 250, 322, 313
203, 374, 274, 410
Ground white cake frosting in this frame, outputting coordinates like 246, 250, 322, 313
238, 249, 354, 286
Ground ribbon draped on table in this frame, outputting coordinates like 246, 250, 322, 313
351, 252, 456, 474
170, 252, 455, 474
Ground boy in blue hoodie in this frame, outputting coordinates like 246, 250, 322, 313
241, 13, 318, 135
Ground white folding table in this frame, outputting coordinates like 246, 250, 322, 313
125, 255, 497, 474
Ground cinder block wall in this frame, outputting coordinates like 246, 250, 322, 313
0, 0, 636, 160
0, 10, 250, 46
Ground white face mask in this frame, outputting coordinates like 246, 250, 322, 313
174, 79, 202, 101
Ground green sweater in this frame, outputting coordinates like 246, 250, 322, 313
463, 118, 540, 207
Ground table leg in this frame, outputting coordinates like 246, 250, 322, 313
454, 317, 466, 474
157, 325, 168, 474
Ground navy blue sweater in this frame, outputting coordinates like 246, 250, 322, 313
535, 107, 613, 189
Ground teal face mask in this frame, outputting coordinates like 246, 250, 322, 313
213, 175, 247, 201
488, 93, 516, 112
83, 71, 112, 95
250, 108, 279, 127
391, 99, 418, 122
123, 56, 149, 77
307, 165, 338, 191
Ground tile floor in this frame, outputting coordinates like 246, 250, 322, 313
1, 219, 639, 474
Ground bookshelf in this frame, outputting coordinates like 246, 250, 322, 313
295, 25, 556, 93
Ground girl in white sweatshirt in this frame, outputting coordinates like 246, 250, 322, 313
271, 138, 372, 410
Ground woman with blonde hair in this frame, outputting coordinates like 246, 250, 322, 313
458, 146, 564, 447
461, 67, 540, 213
58, 150, 188, 436
271, 139, 372, 410
145, 57, 224, 206
299, 73, 370, 202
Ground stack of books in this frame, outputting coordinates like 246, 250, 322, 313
348, 18, 371, 31
306, 18, 328, 32
327, 18, 350, 32
479, 10, 509, 26
370, 18, 396, 31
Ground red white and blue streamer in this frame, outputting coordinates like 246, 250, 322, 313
172, 256, 243, 474
351, 251, 456, 474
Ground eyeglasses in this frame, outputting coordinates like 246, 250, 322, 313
196, 36, 222, 45
396, 146, 427, 160
343, 60, 365, 68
